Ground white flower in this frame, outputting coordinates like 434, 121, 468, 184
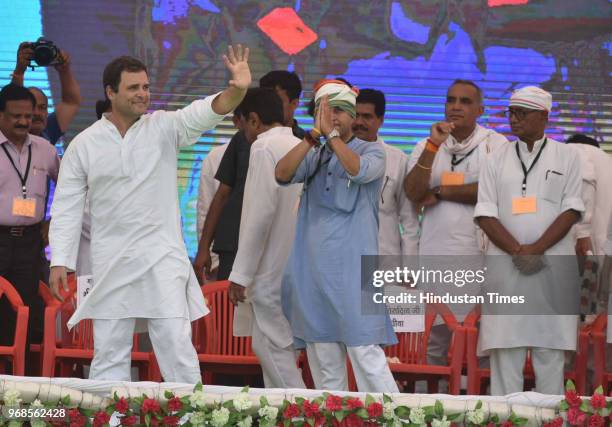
30, 399, 44, 409
3, 389, 22, 406
383, 401, 395, 420
7, 421, 22, 427
236, 415, 252, 427
409, 407, 426, 425
258, 405, 279, 420
189, 411, 206, 427
211, 407, 230, 427
189, 390, 207, 408
466, 408, 485, 425
431, 415, 451, 427
232, 392, 252, 412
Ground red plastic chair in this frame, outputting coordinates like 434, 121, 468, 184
193, 281, 261, 385
41, 275, 157, 380
592, 313, 611, 394
27, 280, 63, 375
465, 306, 589, 395
0, 276, 29, 375
346, 303, 466, 394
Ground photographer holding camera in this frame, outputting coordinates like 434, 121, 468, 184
11, 40, 81, 145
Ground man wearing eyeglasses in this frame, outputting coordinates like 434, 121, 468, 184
403, 80, 507, 385
475, 86, 584, 395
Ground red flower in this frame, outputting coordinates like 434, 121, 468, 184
568, 407, 587, 426
68, 409, 87, 427
590, 393, 606, 410
141, 398, 161, 414
162, 415, 180, 426
325, 395, 343, 412
565, 390, 583, 408
93, 411, 111, 427
303, 400, 320, 418
366, 402, 383, 418
167, 397, 183, 412
346, 398, 364, 410
283, 403, 300, 419
543, 417, 564, 427
500, 422, 514, 427
588, 414, 605, 427
487, 424, 495, 427
121, 415, 138, 426
115, 397, 129, 414
342, 413, 364, 427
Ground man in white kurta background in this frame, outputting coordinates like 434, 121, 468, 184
48, 46, 251, 382
227, 88, 306, 389
404, 80, 507, 374
475, 86, 584, 395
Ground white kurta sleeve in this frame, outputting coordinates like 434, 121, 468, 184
49, 140, 88, 270
397, 152, 419, 255
196, 153, 219, 240
560, 148, 585, 217
171, 92, 226, 147
406, 139, 426, 173
573, 148, 595, 239
474, 148, 499, 219
604, 210, 612, 256
228, 145, 278, 288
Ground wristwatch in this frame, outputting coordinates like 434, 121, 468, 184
326, 129, 341, 143
432, 186, 442, 200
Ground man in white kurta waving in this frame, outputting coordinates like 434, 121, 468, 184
228, 87, 306, 388
48, 46, 251, 382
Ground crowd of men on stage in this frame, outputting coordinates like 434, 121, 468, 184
1, 42, 611, 396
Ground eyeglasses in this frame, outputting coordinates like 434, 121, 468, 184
504, 109, 540, 120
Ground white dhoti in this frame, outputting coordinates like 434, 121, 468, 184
90, 317, 200, 383
305, 342, 399, 393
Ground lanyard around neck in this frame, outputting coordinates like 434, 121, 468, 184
515, 138, 547, 197
1, 143, 32, 198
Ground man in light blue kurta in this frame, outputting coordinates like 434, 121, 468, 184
277, 79, 398, 392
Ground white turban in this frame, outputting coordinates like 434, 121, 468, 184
313, 79, 359, 117
509, 86, 552, 112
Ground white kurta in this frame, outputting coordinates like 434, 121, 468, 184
228, 127, 302, 349
407, 125, 507, 256
571, 144, 612, 255
474, 136, 584, 353
604, 211, 612, 342
196, 143, 228, 240
378, 139, 418, 256
50, 93, 225, 329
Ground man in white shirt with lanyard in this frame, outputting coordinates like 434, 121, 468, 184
475, 86, 583, 395
404, 80, 507, 376
49, 46, 251, 382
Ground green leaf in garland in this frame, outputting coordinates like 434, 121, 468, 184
395, 406, 410, 418
260, 396, 269, 407
593, 385, 604, 395
565, 379, 576, 392
313, 397, 324, 406
106, 406, 115, 415
558, 401, 569, 411
145, 413, 152, 426
579, 401, 591, 413
241, 386, 249, 393
434, 400, 444, 418
475, 400, 482, 411
113, 392, 120, 401
283, 419, 291, 427
490, 413, 500, 423
447, 412, 461, 421
423, 405, 435, 417
164, 390, 174, 400
355, 408, 368, 419
335, 410, 347, 422
383, 394, 392, 404
194, 382, 203, 392
61, 394, 71, 406
80, 408, 95, 418
307, 417, 315, 427
365, 394, 375, 407
295, 397, 305, 406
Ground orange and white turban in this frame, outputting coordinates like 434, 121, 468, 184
313, 79, 360, 118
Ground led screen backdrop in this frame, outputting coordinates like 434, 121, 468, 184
1, 0, 611, 257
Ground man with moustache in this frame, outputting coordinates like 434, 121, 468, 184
48, 46, 251, 382
403, 80, 507, 382
0, 84, 59, 371
475, 86, 583, 395
276, 79, 398, 393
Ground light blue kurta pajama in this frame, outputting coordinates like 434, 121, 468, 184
281, 137, 398, 392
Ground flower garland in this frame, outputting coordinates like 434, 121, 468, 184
0, 380, 609, 426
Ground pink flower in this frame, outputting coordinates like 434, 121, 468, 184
366, 402, 383, 418
346, 398, 364, 410
588, 414, 605, 427
93, 411, 111, 427
590, 393, 606, 410
121, 416, 138, 426
283, 403, 300, 419
141, 398, 161, 414
167, 397, 183, 412
115, 397, 129, 414
568, 407, 587, 426
342, 413, 364, 427
325, 395, 343, 412
162, 415, 180, 426
565, 390, 583, 408
303, 400, 320, 418
543, 417, 564, 427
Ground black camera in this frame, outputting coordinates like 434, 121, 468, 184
26, 38, 62, 67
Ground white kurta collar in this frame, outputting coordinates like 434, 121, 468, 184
257, 126, 293, 140
517, 134, 547, 161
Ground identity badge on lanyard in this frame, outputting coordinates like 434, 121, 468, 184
441, 146, 477, 186
2, 144, 37, 218
511, 138, 547, 215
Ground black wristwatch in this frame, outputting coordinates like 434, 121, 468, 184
432, 186, 442, 200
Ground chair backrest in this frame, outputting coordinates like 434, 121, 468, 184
194, 281, 256, 356
0, 276, 25, 310
384, 303, 459, 364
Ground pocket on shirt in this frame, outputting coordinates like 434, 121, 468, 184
30, 167, 49, 197
330, 178, 360, 213
541, 172, 564, 204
